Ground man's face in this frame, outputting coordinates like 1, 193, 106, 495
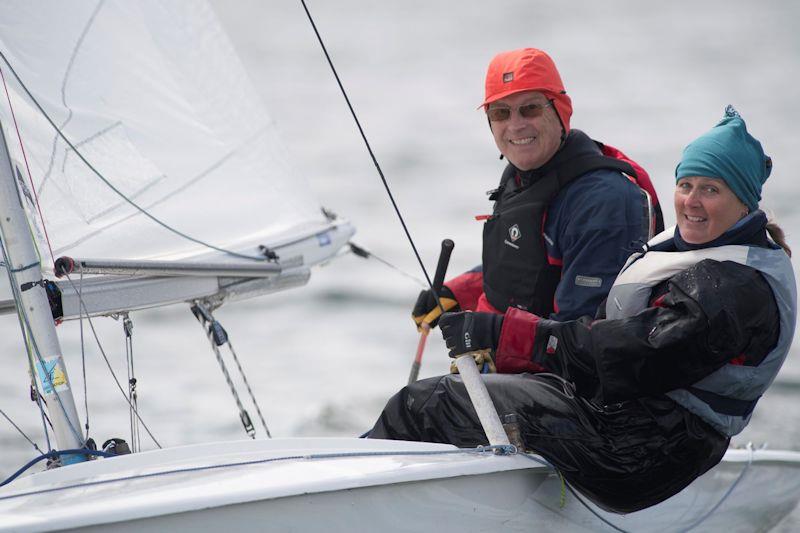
487, 91, 563, 171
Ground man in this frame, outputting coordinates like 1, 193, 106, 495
412, 48, 662, 332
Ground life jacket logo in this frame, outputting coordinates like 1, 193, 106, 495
508, 224, 521, 242
502, 72, 514, 83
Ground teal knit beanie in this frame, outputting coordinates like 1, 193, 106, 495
675, 105, 772, 210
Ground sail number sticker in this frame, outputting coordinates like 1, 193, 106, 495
35, 357, 69, 394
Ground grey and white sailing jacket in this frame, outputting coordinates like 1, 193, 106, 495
604, 227, 797, 436
495, 221, 796, 437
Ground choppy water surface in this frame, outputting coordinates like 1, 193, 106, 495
1, 0, 799, 528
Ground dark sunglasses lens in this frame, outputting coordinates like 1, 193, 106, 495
487, 108, 510, 121
519, 104, 544, 118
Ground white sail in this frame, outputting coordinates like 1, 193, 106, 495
0, 0, 336, 265
0, 0, 353, 314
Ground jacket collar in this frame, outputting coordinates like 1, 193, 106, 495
666, 210, 771, 252
513, 129, 598, 187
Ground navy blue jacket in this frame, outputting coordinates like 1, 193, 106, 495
544, 167, 647, 320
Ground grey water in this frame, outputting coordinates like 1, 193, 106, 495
2, 0, 799, 528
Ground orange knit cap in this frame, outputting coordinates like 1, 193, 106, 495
481, 48, 573, 133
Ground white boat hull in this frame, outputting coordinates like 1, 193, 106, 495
0, 438, 798, 532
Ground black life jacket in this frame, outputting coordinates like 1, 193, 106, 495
481, 129, 662, 315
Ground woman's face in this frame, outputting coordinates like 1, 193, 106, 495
674, 176, 749, 244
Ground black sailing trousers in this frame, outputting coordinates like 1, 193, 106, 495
368, 372, 728, 513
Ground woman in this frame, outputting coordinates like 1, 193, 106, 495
368, 106, 796, 513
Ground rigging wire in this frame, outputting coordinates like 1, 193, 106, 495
122, 313, 141, 452
0, 66, 56, 265
78, 269, 90, 440
29, 389, 53, 431
0, 53, 268, 263
0, 238, 80, 447
2, 61, 99, 448
0, 157, 55, 454
225, 337, 271, 438
190, 302, 259, 439
1, 242, 52, 452
61, 274, 162, 449
0, 406, 43, 454
299, 0, 439, 295
11, 277, 86, 447
206, 335, 255, 439
348, 242, 426, 288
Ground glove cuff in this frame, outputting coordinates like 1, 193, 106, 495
495, 307, 547, 374
438, 284, 457, 302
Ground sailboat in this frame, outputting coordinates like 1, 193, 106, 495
1, 2, 800, 531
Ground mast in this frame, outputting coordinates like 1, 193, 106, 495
0, 119, 86, 463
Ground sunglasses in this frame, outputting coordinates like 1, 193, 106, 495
486, 100, 554, 122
